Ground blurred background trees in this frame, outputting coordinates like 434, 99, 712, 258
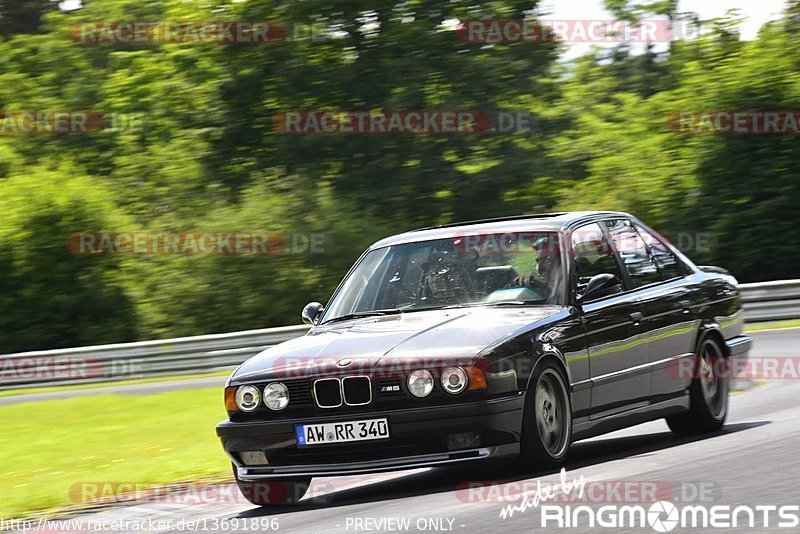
0, 0, 57, 38
0, 0, 798, 351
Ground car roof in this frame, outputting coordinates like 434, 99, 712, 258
369, 211, 631, 249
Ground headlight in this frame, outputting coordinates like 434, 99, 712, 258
234, 385, 261, 412
263, 382, 290, 411
441, 366, 468, 394
407, 369, 434, 398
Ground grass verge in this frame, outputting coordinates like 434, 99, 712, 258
745, 319, 800, 332
0, 387, 230, 518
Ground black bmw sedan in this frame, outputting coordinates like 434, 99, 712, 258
216, 211, 751, 505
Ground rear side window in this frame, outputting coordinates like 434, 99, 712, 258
571, 223, 624, 298
634, 225, 683, 280
604, 220, 661, 288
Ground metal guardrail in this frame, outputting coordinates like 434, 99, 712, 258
1, 280, 798, 390
739, 279, 800, 322
0, 325, 309, 390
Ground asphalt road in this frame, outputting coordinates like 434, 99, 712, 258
16, 329, 800, 534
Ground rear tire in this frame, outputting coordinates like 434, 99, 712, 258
233, 464, 311, 506
519, 361, 572, 468
666, 335, 728, 436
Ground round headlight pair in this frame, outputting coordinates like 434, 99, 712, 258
441, 366, 469, 394
407, 366, 468, 398
408, 370, 435, 398
234, 383, 289, 412
263, 383, 290, 411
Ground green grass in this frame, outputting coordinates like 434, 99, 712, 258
0, 388, 231, 519
745, 319, 800, 332
0, 370, 231, 398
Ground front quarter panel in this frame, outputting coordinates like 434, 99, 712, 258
694, 273, 745, 343
476, 308, 590, 417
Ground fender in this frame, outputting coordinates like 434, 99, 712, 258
696, 321, 728, 356
524, 340, 572, 393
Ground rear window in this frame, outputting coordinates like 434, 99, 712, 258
604, 220, 661, 288
634, 225, 684, 280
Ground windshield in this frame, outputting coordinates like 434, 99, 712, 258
321, 231, 565, 323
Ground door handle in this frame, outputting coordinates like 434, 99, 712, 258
630, 312, 644, 324
679, 300, 693, 314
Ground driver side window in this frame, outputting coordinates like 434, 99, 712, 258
571, 223, 624, 299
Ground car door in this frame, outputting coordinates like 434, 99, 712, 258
602, 220, 697, 400
630, 222, 698, 397
571, 222, 650, 415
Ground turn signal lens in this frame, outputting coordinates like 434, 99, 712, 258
225, 386, 238, 411
466, 366, 488, 391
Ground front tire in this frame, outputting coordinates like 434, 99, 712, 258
233, 465, 311, 506
666, 335, 728, 436
519, 361, 572, 467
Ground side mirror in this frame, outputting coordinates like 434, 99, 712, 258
577, 273, 622, 303
301, 302, 324, 325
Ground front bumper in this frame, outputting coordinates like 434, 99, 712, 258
726, 334, 752, 358
216, 393, 524, 479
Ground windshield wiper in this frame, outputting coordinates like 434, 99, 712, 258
485, 300, 544, 307
399, 304, 468, 313
321, 309, 404, 325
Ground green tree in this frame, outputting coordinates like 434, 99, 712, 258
0, 167, 138, 352
0, 0, 56, 38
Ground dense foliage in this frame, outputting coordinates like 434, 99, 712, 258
1, 0, 798, 352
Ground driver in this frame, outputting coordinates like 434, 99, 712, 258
514, 237, 563, 302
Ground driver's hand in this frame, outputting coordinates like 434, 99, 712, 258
514, 272, 538, 287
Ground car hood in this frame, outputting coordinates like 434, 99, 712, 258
231, 306, 564, 383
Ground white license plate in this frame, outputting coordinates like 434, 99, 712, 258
295, 418, 389, 447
